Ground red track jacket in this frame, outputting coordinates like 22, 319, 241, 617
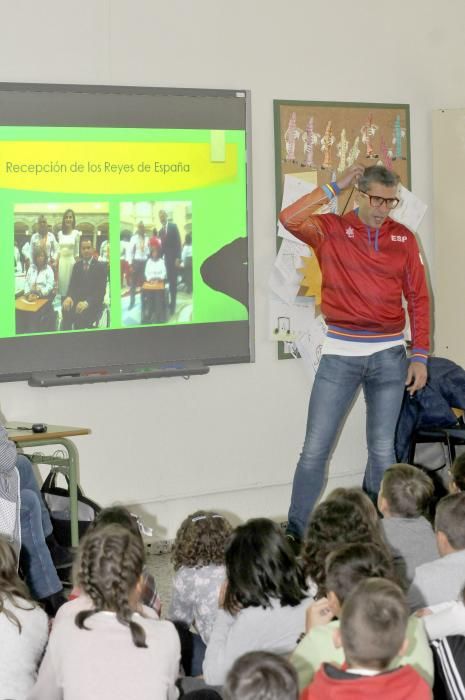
279, 184, 430, 363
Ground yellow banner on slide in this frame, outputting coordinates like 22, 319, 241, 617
0, 141, 237, 193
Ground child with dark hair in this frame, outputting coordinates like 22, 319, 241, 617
69, 505, 161, 616
203, 518, 311, 686
378, 464, 439, 584
0, 535, 48, 699
224, 651, 298, 700
302, 578, 431, 699
291, 542, 433, 690
449, 452, 465, 493
168, 510, 232, 675
29, 524, 180, 700
302, 495, 390, 597
326, 487, 380, 528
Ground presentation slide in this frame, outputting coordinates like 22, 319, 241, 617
3, 125, 248, 339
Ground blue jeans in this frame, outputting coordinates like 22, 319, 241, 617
287, 346, 408, 538
17, 455, 62, 599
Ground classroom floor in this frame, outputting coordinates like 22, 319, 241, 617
146, 551, 174, 615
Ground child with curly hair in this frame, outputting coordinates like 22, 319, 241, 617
0, 535, 48, 699
302, 494, 391, 598
29, 524, 180, 700
168, 510, 232, 675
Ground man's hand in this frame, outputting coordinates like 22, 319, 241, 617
335, 163, 365, 191
76, 301, 89, 314
405, 361, 427, 395
62, 297, 74, 311
305, 597, 335, 633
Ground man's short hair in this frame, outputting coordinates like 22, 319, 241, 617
435, 492, 465, 550
381, 464, 434, 518
340, 578, 409, 671
358, 165, 400, 191
224, 651, 298, 700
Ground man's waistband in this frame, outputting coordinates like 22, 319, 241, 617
326, 325, 404, 343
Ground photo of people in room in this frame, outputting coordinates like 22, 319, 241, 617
120, 201, 193, 327
14, 203, 110, 334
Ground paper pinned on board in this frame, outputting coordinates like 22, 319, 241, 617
269, 292, 316, 341
294, 316, 327, 379
269, 266, 300, 306
274, 238, 310, 285
277, 172, 318, 241
389, 184, 427, 233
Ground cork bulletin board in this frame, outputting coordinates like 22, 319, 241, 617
273, 100, 411, 360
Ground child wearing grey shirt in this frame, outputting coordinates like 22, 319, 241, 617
378, 463, 439, 584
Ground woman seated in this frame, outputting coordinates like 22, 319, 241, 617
16, 249, 55, 334
142, 241, 167, 324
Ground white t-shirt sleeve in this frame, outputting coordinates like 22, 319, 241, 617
423, 601, 465, 640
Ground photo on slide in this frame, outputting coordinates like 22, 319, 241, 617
14, 203, 110, 335
120, 201, 192, 327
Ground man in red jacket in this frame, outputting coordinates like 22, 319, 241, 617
279, 164, 430, 543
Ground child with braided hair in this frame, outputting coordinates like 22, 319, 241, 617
68, 505, 162, 616
29, 524, 180, 700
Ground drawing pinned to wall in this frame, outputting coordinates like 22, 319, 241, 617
361, 112, 378, 158
284, 112, 302, 163
321, 121, 335, 169
392, 115, 406, 161
347, 136, 360, 167
302, 117, 320, 169
273, 100, 411, 365
337, 129, 349, 172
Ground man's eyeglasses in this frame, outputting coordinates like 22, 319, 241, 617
358, 190, 400, 210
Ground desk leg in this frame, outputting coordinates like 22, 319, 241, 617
24, 437, 81, 548
60, 438, 80, 547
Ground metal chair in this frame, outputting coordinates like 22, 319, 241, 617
407, 408, 465, 469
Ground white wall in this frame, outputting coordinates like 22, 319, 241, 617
0, 0, 461, 537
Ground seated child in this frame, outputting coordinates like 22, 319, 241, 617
29, 524, 180, 700
408, 492, 465, 610
301, 578, 431, 700
224, 651, 298, 700
378, 464, 439, 584
168, 510, 232, 675
291, 542, 433, 689
69, 505, 161, 616
203, 518, 311, 686
0, 536, 49, 700
302, 493, 390, 597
